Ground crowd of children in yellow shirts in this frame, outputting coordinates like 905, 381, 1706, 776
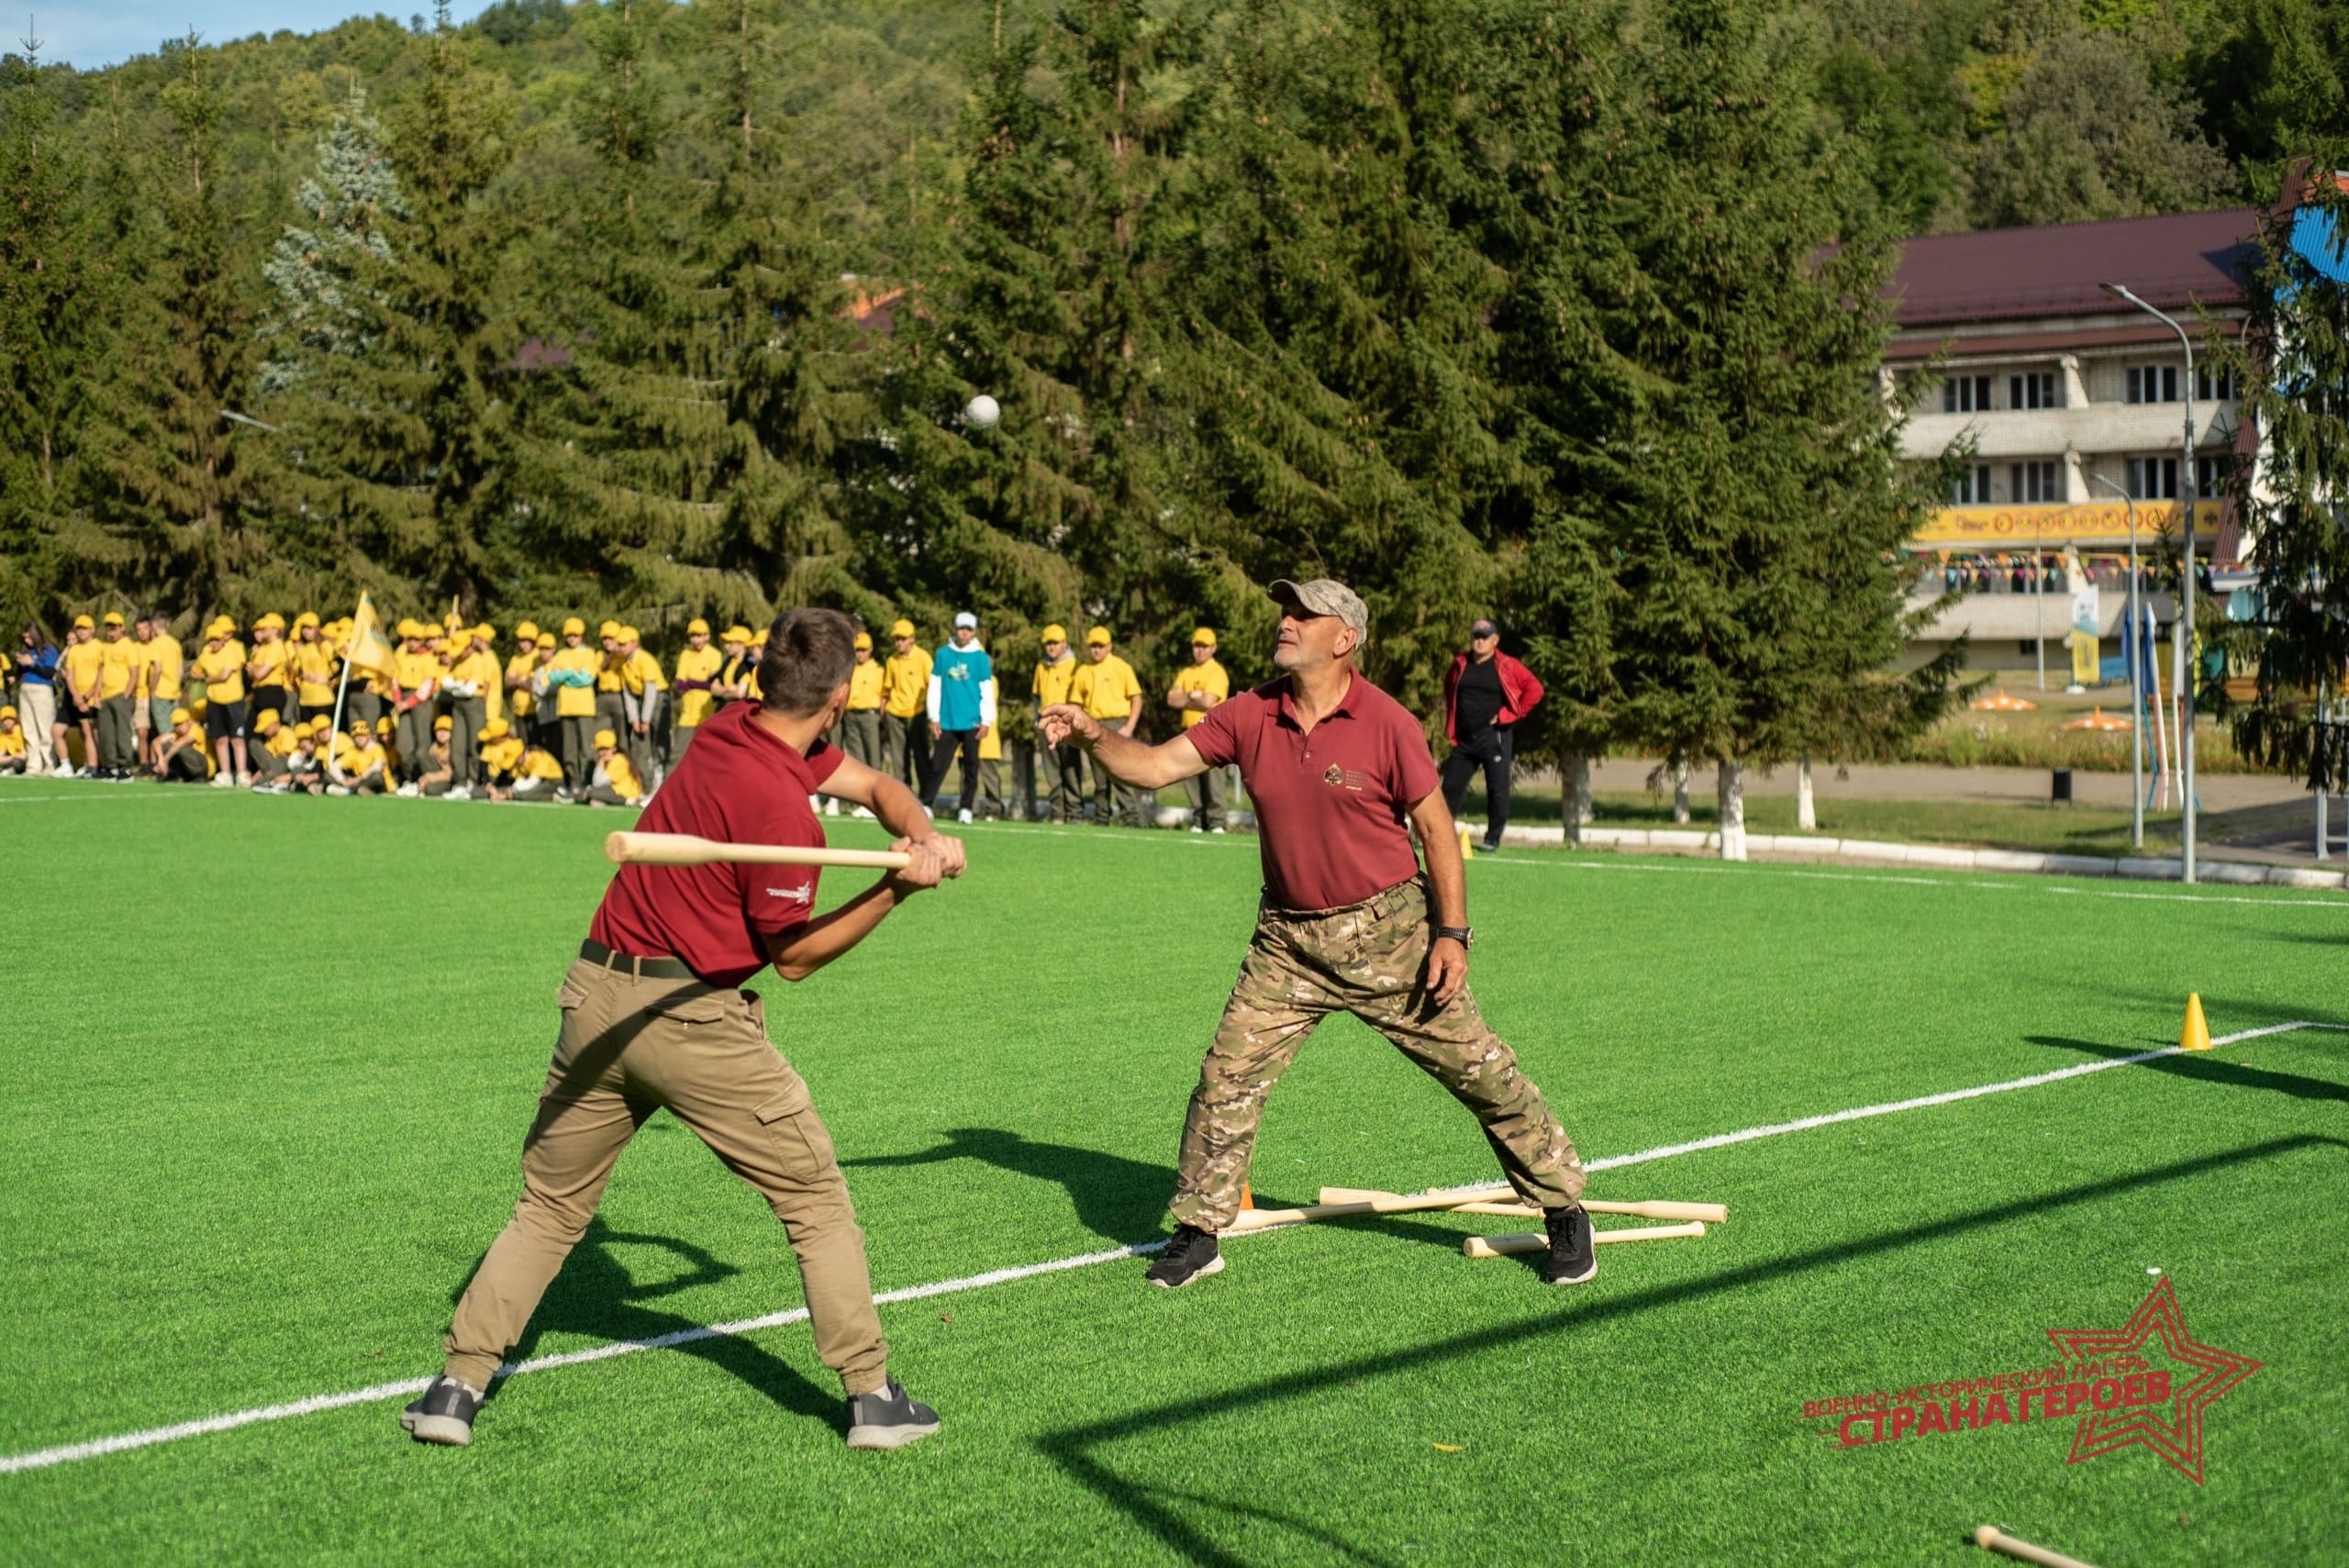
5, 607, 1236, 827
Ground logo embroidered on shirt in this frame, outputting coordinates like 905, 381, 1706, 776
1323, 764, 1345, 786
766, 884, 814, 905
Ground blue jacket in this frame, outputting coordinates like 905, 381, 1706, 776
17, 641, 59, 685
928, 642, 995, 731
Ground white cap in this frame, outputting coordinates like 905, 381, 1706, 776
953, 610, 978, 629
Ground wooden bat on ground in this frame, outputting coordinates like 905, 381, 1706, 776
605, 830, 912, 871
1973, 1526, 2100, 1568
1319, 1186, 1728, 1224
1462, 1222, 1706, 1257
1221, 1184, 1517, 1233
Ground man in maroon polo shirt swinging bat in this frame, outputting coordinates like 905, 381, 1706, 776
1041, 578, 1594, 1290
404, 609, 963, 1451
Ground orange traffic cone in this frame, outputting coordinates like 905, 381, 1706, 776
2179, 993, 2212, 1052
1239, 1181, 1253, 1210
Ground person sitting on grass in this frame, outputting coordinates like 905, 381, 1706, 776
0, 705, 26, 774
583, 728, 644, 807
376, 715, 401, 782
514, 741, 563, 799
329, 717, 389, 795
478, 717, 523, 802
284, 723, 325, 795
153, 707, 209, 783
248, 710, 295, 791
405, 716, 457, 797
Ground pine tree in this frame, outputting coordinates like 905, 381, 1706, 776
92, 35, 263, 621
260, 85, 406, 393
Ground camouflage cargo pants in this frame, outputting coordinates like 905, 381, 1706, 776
1168, 878, 1585, 1230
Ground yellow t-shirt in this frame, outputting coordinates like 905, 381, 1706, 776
293, 639, 339, 706
1071, 654, 1141, 722
1032, 654, 1079, 708
331, 735, 384, 775
479, 735, 525, 775
979, 726, 1003, 762
265, 725, 300, 759
604, 752, 645, 802
623, 648, 665, 696
505, 651, 540, 719
450, 649, 505, 721
674, 645, 724, 728
848, 660, 885, 711
246, 637, 288, 693
596, 651, 626, 694
547, 645, 602, 717
882, 649, 931, 718
1171, 658, 1230, 729
61, 637, 104, 703
521, 745, 564, 781
143, 634, 184, 702
191, 640, 247, 705
394, 649, 440, 698
97, 636, 139, 698
0, 728, 24, 759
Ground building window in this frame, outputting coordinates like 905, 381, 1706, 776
2009, 461, 2062, 503
1942, 374, 1992, 414
2196, 454, 2234, 497
1950, 463, 1994, 505
2126, 365, 2180, 405
2009, 372, 2061, 410
2196, 365, 2240, 402
2127, 457, 2179, 500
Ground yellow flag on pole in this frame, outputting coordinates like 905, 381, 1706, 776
345, 592, 402, 694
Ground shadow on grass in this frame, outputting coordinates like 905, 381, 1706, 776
450, 1218, 839, 1430
2027, 1035, 2349, 1105
1035, 1134, 2344, 1567
844, 1128, 1175, 1243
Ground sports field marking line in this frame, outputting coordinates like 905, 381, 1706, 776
4, 1018, 2340, 1479
1479, 849, 2349, 908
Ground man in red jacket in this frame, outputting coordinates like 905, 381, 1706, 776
1440, 617, 1544, 851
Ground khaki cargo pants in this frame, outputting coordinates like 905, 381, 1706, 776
443, 953, 888, 1395
1169, 878, 1585, 1231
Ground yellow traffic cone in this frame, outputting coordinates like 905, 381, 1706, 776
2179, 993, 2212, 1052
1459, 826, 1475, 860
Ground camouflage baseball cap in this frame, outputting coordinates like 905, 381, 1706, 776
1268, 578, 1370, 643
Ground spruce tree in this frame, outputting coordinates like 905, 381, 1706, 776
2228, 161, 2349, 788
278, 8, 531, 617
260, 85, 406, 394
1594, 0, 1959, 859
0, 35, 110, 627
93, 35, 263, 621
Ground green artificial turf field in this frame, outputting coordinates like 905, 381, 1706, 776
2, 778, 2344, 1565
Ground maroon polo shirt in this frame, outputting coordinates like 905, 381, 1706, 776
1186, 670, 1441, 911
589, 702, 843, 985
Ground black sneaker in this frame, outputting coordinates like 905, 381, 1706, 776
1146, 1224, 1225, 1289
1542, 1206, 1598, 1285
399, 1375, 485, 1446
1480, 839, 1503, 854
846, 1377, 941, 1451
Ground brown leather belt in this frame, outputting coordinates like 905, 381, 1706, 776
578, 938, 700, 982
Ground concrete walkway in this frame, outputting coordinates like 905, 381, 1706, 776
1586, 758, 2304, 813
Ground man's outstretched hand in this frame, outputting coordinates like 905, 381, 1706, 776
1038, 705, 1103, 749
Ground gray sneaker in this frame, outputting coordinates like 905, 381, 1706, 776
846, 1377, 941, 1451
399, 1375, 485, 1446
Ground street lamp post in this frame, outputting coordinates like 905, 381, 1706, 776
2093, 475, 2144, 851
2101, 282, 2198, 884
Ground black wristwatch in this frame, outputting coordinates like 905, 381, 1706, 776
1433, 925, 1474, 949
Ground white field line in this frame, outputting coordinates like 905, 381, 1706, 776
1479, 849, 2349, 909
3, 1018, 2340, 1478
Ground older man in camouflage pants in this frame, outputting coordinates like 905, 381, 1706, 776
1042, 576, 1592, 1290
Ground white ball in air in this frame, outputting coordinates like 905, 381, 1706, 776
964, 394, 1001, 429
